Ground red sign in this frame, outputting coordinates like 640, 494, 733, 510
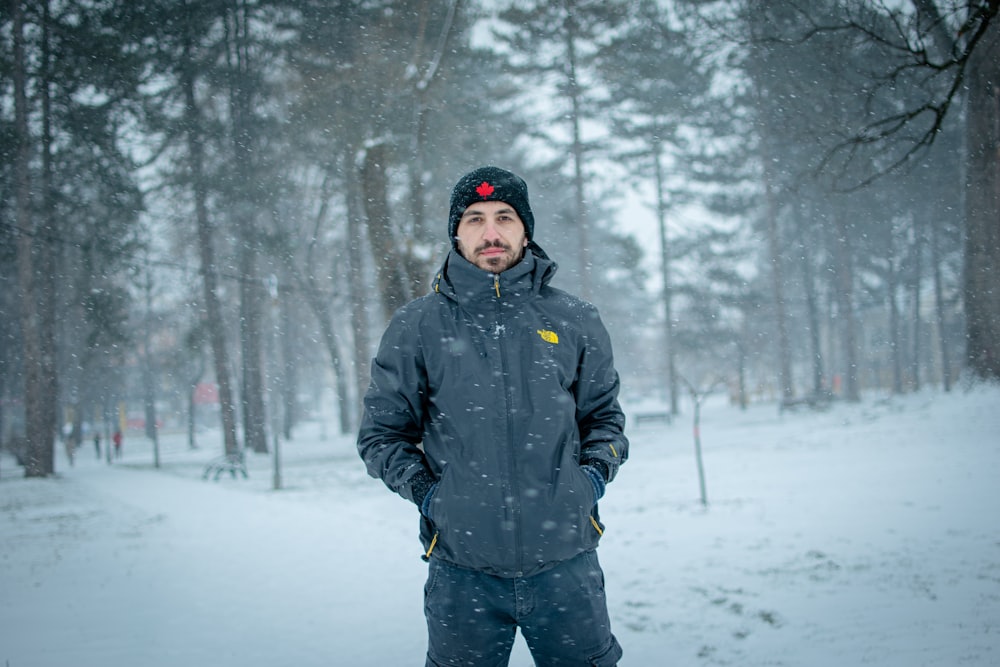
193, 382, 219, 405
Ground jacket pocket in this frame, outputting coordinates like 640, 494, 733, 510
563, 465, 605, 547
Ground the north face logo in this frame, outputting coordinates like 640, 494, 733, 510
537, 329, 559, 344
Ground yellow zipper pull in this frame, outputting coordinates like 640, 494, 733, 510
493, 274, 500, 298
425, 532, 439, 558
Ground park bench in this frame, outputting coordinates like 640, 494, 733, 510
779, 390, 834, 414
202, 453, 248, 480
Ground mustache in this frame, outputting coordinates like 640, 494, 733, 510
475, 239, 511, 253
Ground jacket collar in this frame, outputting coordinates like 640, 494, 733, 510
433, 244, 557, 306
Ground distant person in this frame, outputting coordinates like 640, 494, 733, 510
94, 433, 101, 459
358, 166, 629, 666
112, 430, 122, 459
64, 436, 75, 467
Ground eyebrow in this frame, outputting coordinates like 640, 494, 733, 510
461, 205, 517, 218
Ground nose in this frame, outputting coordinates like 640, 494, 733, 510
482, 220, 502, 240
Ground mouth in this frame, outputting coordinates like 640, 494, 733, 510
477, 245, 508, 257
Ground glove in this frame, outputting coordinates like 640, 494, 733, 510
581, 464, 607, 504
408, 468, 437, 516
420, 482, 438, 517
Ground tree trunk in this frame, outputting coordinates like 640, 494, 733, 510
929, 221, 953, 391
799, 222, 825, 394
280, 292, 297, 440
963, 20, 1000, 380
565, 7, 592, 300
187, 354, 205, 449
38, 0, 60, 469
909, 221, 924, 391
294, 166, 353, 434
348, 162, 371, 431
12, 0, 54, 477
887, 257, 903, 394
226, 0, 268, 455
362, 143, 412, 322
747, 31, 794, 401
764, 178, 793, 401
297, 257, 352, 436
653, 139, 679, 416
239, 242, 268, 454
142, 256, 160, 467
832, 215, 861, 401
182, 32, 240, 458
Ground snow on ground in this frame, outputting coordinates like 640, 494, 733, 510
2, 383, 999, 667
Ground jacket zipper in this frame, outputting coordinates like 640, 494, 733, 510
494, 273, 523, 575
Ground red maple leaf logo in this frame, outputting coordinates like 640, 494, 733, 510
475, 181, 495, 198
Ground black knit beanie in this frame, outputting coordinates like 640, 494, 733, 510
448, 166, 535, 246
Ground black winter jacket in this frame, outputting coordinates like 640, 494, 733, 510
357, 247, 628, 578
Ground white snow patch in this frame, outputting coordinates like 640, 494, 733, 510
2, 384, 998, 666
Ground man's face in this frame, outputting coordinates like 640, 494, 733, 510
455, 200, 528, 273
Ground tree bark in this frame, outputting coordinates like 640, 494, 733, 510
239, 241, 268, 454
182, 26, 240, 458
909, 221, 924, 391
887, 257, 903, 394
832, 216, 861, 401
799, 224, 825, 395
652, 136, 679, 416
223, 0, 267, 454
297, 222, 353, 436
963, 20, 1000, 380
361, 143, 412, 322
746, 24, 794, 401
38, 0, 60, 469
565, 6, 592, 301
12, 0, 55, 477
348, 161, 371, 431
280, 292, 297, 440
929, 221, 953, 391
763, 177, 793, 401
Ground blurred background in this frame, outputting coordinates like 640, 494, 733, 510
2, 0, 996, 475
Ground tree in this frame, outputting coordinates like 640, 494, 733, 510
598, 0, 715, 415
10, 0, 54, 476
962, 10, 1000, 379
498, 0, 630, 300
684, 0, 974, 400
277, 0, 528, 427
4, 0, 146, 475
152, 0, 244, 459
183, 31, 242, 460
807, 1, 1000, 381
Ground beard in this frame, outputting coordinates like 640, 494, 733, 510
459, 238, 524, 273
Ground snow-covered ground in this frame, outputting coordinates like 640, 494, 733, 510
2, 383, 998, 666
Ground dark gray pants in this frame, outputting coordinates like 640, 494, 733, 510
424, 550, 622, 667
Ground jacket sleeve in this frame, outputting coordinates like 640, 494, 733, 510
356, 307, 433, 504
575, 304, 629, 482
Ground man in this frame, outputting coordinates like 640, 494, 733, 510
358, 166, 628, 666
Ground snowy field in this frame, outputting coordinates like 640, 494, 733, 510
2, 383, 999, 667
